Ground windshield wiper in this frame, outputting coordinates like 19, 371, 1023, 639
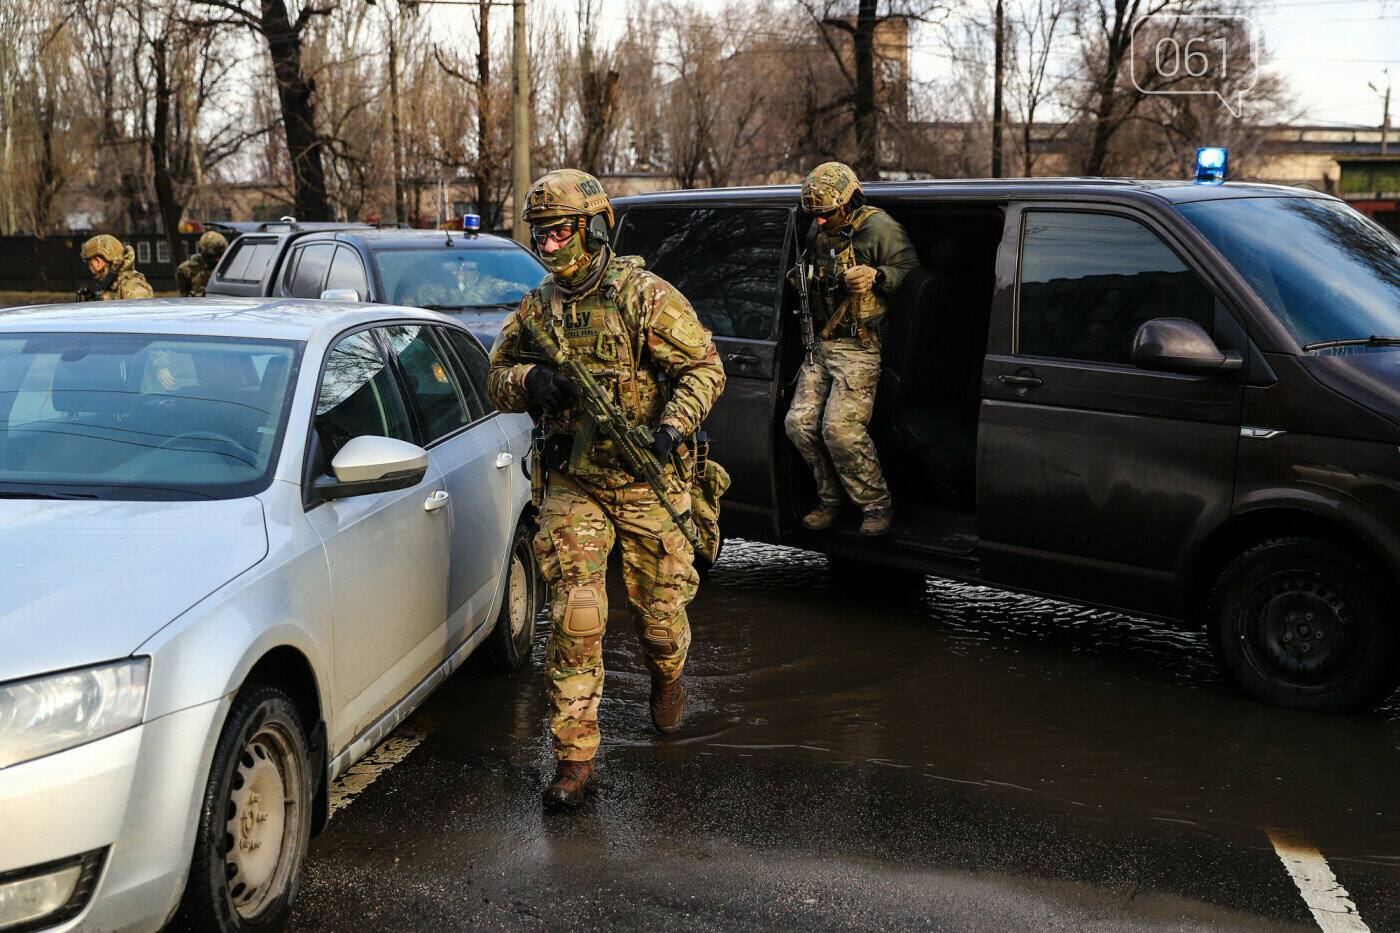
421, 304, 467, 312
1303, 335, 1400, 352
0, 490, 101, 500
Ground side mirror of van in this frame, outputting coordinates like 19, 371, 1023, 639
1131, 318, 1243, 375
320, 288, 362, 302
308, 435, 429, 503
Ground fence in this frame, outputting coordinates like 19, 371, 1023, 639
0, 234, 200, 294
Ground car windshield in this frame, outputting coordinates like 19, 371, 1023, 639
0, 333, 300, 500
1176, 197, 1400, 352
376, 247, 546, 310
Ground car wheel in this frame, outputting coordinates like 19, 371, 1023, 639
1210, 537, 1399, 712
484, 520, 539, 672
171, 685, 313, 932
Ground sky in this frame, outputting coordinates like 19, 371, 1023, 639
510, 0, 1400, 130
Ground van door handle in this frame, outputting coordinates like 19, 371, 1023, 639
424, 490, 451, 512
725, 352, 761, 365
998, 374, 1043, 388
495, 452, 514, 469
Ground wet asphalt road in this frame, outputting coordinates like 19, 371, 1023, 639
286, 540, 1400, 931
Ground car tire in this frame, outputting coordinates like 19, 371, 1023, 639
1209, 537, 1399, 712
170, 685, 314, 932
484, 520, 539, 672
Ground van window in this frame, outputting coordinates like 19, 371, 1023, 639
1017, 211, 1215, 365
615, 207, 786, 340
219, 238, 279, 283
315, 330, 411, 459
325, 246, 370, 300
380, 325, 472, 442
287, 243, 335, 299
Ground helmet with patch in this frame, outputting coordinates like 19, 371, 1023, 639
522, 169, 615, 234
197, 231, 228, 260
81, 234, 125, 265
801, 161, 863, 215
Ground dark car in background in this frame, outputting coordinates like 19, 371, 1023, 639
206, 226, 545, 347
614, 179, 1400, 713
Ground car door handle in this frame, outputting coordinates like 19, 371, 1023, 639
725, 352, 761, 365
424, 490, 451, 512
495, 452, 514, 469
998, 374, 1043, 388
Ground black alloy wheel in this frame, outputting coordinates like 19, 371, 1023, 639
171, 685, 314, 932
484, 520, 540, 672
1210, 537, 1399, 712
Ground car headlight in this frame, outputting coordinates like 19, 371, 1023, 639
0, 658, 149, 770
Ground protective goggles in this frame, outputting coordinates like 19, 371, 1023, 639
529, 218, 581, 247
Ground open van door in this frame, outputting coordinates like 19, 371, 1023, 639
613, 204, 791, 540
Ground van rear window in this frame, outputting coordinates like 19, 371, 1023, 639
615, 207, 787, 340
219, 239, 280, 283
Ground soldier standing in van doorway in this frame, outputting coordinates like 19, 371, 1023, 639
487, 169, 725, 809
176, 231, 228, 297
784, 162, 918, 536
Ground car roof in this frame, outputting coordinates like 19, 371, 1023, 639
0, 296, 464, 343
613, 178, 1333, 209
308, 229, 528, 250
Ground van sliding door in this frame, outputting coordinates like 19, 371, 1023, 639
614, 206, 789, 540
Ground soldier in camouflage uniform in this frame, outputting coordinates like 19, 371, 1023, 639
80, 235, 154, 301
487, 169, 725, 808
175, 231, 228, 297
784, 162, 918, 536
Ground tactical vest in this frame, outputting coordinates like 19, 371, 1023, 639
533, 256, 672, 486
808, 206, 889, 345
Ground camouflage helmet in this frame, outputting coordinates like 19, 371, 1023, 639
197, 230, 228, 259
522, 168, 614, 232
801, 161, 863, 214
82, 234, 125, 265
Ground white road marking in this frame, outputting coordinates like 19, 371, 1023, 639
327, 722, 434, 818
1267, 829, 1370, 933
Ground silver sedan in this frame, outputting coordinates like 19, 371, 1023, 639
0, 298, 537, 932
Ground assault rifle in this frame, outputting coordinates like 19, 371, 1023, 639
791, 220, 818, 363
522, 316, 704, 553
75, 286, 98, 302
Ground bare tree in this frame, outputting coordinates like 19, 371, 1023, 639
576, 0, 618, 175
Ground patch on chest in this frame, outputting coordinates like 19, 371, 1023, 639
561, 304, 598, 339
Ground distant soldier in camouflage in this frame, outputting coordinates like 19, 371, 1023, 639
79, 235, 154, 301
785, 162, 918, 536
175, 231, 228, 297
488, 169, 725, 808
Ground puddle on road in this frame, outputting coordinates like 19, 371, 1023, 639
431, 539, 1400, 866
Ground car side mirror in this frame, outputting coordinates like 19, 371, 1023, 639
320, 288, 361, 302
1131, 318, 1243, 375
309, 435, 428, 503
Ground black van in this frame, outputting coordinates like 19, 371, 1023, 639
613, 179, 1400, 713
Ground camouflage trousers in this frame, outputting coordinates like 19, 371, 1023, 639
783, 338, 891, 510
535, 472, 697, 761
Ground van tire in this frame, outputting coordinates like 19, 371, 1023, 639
1209, 537, 1399, 712
171, 685, 313, 932
483, 520, 539, 672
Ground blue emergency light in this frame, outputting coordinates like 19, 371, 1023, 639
1194, 147, 1228, 185
462, 213, 481, 232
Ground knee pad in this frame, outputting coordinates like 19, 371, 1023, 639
560, 583, 606, 637
641, 621, 681, 654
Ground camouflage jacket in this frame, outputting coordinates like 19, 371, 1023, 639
176, 253, 216, 297
488, 254, 725, 488
808, 206, 919, 337
99, 247, 155, 301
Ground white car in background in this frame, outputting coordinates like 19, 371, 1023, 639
0, 298, 538, 932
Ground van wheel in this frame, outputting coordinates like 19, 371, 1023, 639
171, 685, 313, 932
1209, 537, 1399, 712
484, 520, 539, 672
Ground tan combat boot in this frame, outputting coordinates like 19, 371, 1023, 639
543, 759, 597, 808
650, 676, 686, 734
801, 500, 842, 531
859, 505, 893, 536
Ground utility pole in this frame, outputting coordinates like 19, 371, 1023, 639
991, 0, 1004, 178
512, 0, 530, 244
1371, 71, 1391, 157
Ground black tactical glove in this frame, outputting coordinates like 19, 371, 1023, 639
649, 425, 682, 462
523, 365, 580, 410
75, 286, 97, 302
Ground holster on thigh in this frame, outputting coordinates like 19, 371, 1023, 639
560, 582, 606, 638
